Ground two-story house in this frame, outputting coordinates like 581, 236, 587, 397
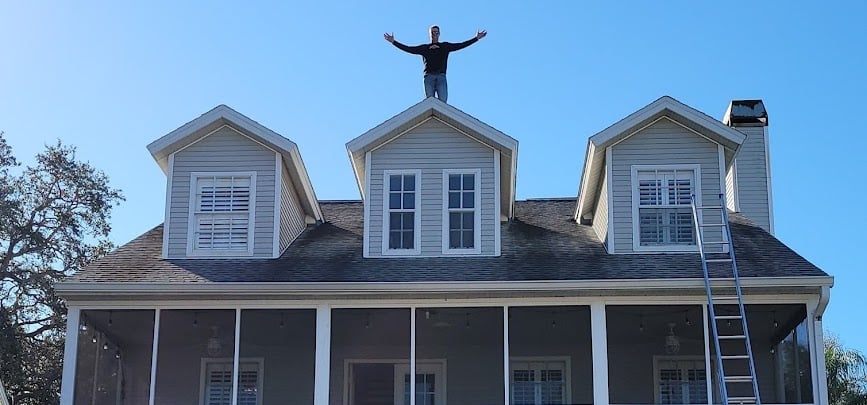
55, 96, 832, 405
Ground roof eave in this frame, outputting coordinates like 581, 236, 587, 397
55, 276, 834, 298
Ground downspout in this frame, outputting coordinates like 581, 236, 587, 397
813, 285, 831, 405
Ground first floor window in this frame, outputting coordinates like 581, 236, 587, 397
510, 359, 567, 405
190, 173, 255, 255
655, 357, 708, 405
633, 167, 698, 248
202, 359, 262, 405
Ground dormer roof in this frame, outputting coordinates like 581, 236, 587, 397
575, 96, 747, 222
147, 104, 323, 222
346, 97, 519, 219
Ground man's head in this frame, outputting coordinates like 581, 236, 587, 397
429, 25, 440, 42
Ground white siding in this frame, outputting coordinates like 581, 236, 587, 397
725, 161, 738, 212
167, 126, 277, 258
728, 126, 772, 233
279, 163, 307, 253
610, 119, 724, 253
367, 118, 496, 257
592, 168, 610, 248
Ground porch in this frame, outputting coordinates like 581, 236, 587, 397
63, 302, 820, 405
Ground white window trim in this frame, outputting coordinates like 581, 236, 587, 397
382, 169, 422, 255
509, 356, 572, 405
631, 164, 701, 253
342, 358, 447, 405
199, 357, 264, 405
187, 171, 257, 257
441, 169, 482, 255
652, 355, 710, 405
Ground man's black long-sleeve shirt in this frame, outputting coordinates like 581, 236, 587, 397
392, 38, 478, 75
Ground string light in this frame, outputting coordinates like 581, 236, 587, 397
192, 312, 199, 328
92, 335, 98, 344
108, 310, 113, 327
279, 312, 286, 329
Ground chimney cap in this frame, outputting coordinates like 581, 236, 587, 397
724, 99, 768, 126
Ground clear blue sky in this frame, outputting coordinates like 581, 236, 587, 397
2, 2, 865, 353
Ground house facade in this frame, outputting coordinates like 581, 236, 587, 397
55, 96, 832, 405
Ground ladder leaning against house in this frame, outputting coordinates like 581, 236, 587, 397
691, 193, 761, 405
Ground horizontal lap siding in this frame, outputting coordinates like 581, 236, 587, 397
280, 163, 307, 252
592, 169, 610, 248
611, 119, 724, 253
168, 127, 277, 257
732, 126, 771, 232
368, 118, 496, 256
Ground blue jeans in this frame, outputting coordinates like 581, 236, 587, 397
423, 73, 448, 102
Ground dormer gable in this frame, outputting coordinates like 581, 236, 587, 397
575, 96, 747, 253
147, 105, 322, 259
346, 98, 518, 258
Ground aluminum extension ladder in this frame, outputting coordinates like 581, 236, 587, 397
691, 193, 761, 405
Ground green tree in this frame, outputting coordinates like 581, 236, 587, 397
0, 132, 123, 405
826, 334, 867, 405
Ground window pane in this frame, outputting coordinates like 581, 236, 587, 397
463, 192, 474, 209
449, 213, 461, 230
389, 231, 402, 249
462, 212, 474, 229
402, 231, 414, 249
403, 192, 415, 210
462, 231, 474, 248
404, 175, 415, 192
449, 231, 461, 249
390, 193, 401, 210
403, 213, 415, 230
390, 175, 401, 191
463, 174, 475, 190
390, 212, 403, 230
448, 192, 461, 209
449, 174, 461, 190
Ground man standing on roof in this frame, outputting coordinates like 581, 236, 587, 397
384, 26, 487, 103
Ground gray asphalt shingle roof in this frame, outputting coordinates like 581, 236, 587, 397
66, 199, 826, 284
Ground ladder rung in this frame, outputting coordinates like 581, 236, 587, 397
702, 241, 730, 245
724, 375, 754, 383
728, 396, 757, 403
721, 355, 750, 360
719, 334, 747, 340
715, 315, 743, 320
712, 296, 740, 301
705, 258, 733, 263
699, 223, 727, 227
697, 205, 724, 209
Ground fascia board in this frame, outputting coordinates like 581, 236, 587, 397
589, 96, 746, 148
574, 141, 597, 221
288, 147, 324, 221
147, 105, 300, 172
54, 276, 833, 296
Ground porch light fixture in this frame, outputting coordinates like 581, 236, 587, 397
91, 335, 98, 344
664, 323, 681, 354
207, 326, 222, 356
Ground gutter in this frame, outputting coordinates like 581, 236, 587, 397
55, 276, 834, 296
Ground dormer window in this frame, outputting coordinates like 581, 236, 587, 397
631, 165, 700, 251
188, 172, 256, 256
383, 170, 421, 255
443, 169, 481, 254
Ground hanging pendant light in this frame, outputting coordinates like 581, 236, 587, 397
664, 323, 681, 354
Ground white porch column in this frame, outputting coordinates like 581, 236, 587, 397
503, 306, 510, 405
590, 302, 609, 405
59, 307, 81, 405
811, 314, 829, 405
314, 305, 332, 405
148, 309, 161, 405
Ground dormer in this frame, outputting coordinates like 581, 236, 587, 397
575, 96, 748, 254
346, 98, 518, 258
147, 105, 322, 259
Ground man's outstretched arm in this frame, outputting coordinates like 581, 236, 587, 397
383, 32, 426, 54
447, 30, 487, 52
